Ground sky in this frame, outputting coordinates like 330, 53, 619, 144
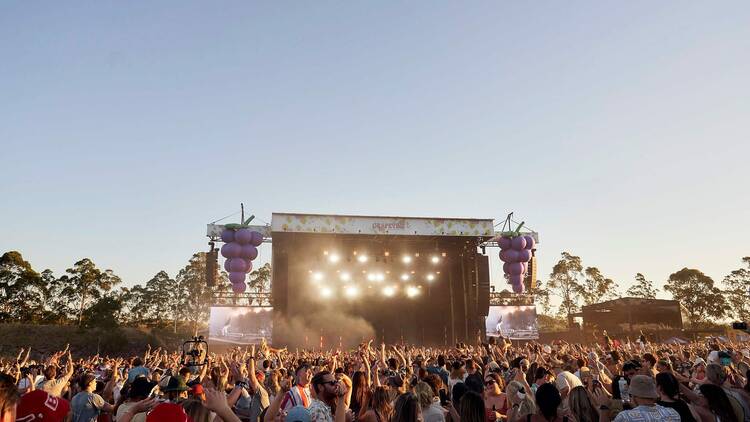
1, 1, 749, 305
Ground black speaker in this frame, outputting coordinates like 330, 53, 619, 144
477, 254, 490, 316
205, 246, 218, 287
272, 252, 288, 314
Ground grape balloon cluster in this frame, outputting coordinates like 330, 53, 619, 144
220, 228, 263, 293
499, 234, 535, 294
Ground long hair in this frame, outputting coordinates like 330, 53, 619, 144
507, 380, 536, 418
0, 374, 20, 418
182, 399, 213, 422
655, 372, 679, 400
535, 383, 562, 421
414, 381, 434, 409
392, 392, 420, 422
459, 391, 485, 422
698, 384, 738, 422
350, 370, 370, 413
265, 370, 281, 396
369, 386, 393, 422
568, 386, 599, 422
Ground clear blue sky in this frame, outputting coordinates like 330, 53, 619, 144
1, 1, 748, 304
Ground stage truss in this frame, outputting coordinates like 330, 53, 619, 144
211, 291, 272, 308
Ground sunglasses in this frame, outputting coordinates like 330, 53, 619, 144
322, 380, 339, 386
484, 380, 496, 386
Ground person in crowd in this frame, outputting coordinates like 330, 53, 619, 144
484, 371, 508, 420
655, 372, 698, 422
448, 361, 466, 393
71, 373, 116, 422
506, 380, 536, 422
705, 363, 750, 422
532, 367, 554, 394
309, 371, 340, 422
41, 351, 75, 398
281, 364, 313, 412
0, 373, 20, 422
530, 383, 566, 422
459, 391, 485, 422
568, 386, 599, 422
115, 376, 156, 422
392, 392, 422, 422
607, 375, 679, 422
360, 386, 393, 422
16, 389, 71, 422
695, 384, 741, 422
415, 381, 444, 422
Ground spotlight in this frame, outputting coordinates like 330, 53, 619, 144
321, 286, 333, 298
382, 286, 396, 297
329, 253, 340, 263
340, 272, 351, 282
357, 255, 368, 263
402, 255, 413, 264
384, 251, 390, 257
367, 273, 376, 282
376, 273, 385, 282
430, 256, 440, 264
344, 285, 359, 298
323, 251, 329, 256
426, 273, 435, 282
442, 252, 447, 257
400, 274, 410, 281
406, 286, 420, 298
312, 272, 324, 282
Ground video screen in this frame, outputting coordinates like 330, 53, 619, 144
485, 305, 539, 340
208, 306, 273, 345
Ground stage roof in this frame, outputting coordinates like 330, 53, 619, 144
270, 212, 495, 237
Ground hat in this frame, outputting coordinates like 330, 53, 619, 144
543, 345, 552, 354
163, 375, 189, 392
694, 357, 706, 366
628, 375, 658, 399
130, 377, 157, 399
487, 361, 500, 372
146, 403, 194, 422
708, 351, 719, 363
190, 383, 205, 396
286, 405, 312, 422
16, 390, 71, 422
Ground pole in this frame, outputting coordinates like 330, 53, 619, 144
241, 203, 244, 224
461, 254, 469, 342
448, 262, 456, 345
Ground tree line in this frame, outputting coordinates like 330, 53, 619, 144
534, 252, 750, 327
0, 251, 271, 332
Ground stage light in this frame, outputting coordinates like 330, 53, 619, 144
321, 286, 333, 298
344, 285, 359, 298
431, 256, 440, 264
382, 286, 396, 297
367, 273, 376, 282
400, 274, 410, 281
442, 252, 447, 257
323, 250, 329, 256
357, 255, 368, 263
340, 272, 351, 282
406, 286, 420, 298
384, 251, 390, 257
402, 255, 412, 264
329, 253, 340, 263
312, 272, 324, 282
426, 273, 436, 282
376, 273, 385, 282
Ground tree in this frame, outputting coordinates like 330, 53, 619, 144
626, 273, 658, 299
548, 252, 584, 325
82, 294, 123, 329
528, 279, 551, 315
664, 268, 728, 326
60, 258, 122, 326
175, 253, 228, 333
577, 266, 619, 305
0, 251, 47, 322
248, 263, 271, 303
723, 257, 750, 322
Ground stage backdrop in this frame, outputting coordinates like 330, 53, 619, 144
485, 305, 539, 340
209, 306, 273, 345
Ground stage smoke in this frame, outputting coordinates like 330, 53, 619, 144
273, 310, 375, 349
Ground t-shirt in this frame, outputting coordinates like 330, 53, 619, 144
71, 392, 106, 422
422, 400, 446, 422
235, 385, 270, 422
613, 405, 680, 422
555, 371, 582, 393
115, 402, 147, 422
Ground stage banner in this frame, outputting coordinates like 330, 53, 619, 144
486, 305, 539, 340
209, 306, 273, 345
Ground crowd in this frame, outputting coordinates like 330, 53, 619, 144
1, 335, 749, 422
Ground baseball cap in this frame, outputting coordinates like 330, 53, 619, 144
286, 405, 312, 422
16, 390, 71, 422
628, 375, 658, 399
163, 375, 189, 392
146, 403, 195, 422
